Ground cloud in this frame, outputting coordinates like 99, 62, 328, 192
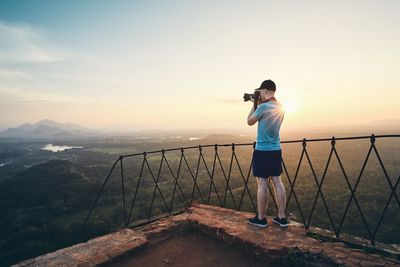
0, 99, 52, 105
221, 98, 244, 105
0, 69, 32, 79
0, 21, 67, 63
0, 88, 94, 106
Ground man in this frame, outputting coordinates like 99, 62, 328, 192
247, 79, 288, 228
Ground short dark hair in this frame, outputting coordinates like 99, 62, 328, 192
259, 80, 276, 92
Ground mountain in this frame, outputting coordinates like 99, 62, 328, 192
32, 119, 88, 132
31, 125, 65, 137
34, 119, 62, 128
0, 119, 97, 140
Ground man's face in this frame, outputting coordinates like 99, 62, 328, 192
254, 88, 269, 101
260, 89, 268, 99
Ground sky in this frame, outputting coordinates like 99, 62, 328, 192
0, 0, 399, 133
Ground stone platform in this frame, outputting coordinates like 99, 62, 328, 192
14, 204, 400, 266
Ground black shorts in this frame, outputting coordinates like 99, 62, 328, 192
252, 150, 283, 178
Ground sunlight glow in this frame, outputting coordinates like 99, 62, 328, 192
282, 100, 299, 114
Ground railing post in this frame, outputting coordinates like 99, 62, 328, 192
148, 149, 169, 219
81, 158, 120, 235
206, 145, 218, 204
126, 152, 146, 226
190, 145, 203, 204
119, 155, 127, 227
371, 133, 376, 144
169, 147, 186, 210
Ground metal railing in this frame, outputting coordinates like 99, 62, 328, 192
82, 134, 400, 245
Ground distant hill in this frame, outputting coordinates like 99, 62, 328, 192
52, 131, 77, 141
204, 134, 235, 141
0, 119, 98, 140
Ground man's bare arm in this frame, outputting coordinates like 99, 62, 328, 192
247, 105, 258, 125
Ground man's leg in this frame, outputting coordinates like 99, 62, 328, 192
256, 177, 269, 219
271, 176, 286, 218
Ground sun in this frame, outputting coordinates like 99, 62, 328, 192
282, 100, 299, 114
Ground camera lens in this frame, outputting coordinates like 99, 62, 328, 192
243, 93, 254, 102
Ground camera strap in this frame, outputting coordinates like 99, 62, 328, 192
259, 97, 277, 104
254, 97, 277, 110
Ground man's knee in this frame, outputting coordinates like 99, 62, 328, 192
257, 177, 269, 187
271, 176, 283, 185
271, 175, 280, 181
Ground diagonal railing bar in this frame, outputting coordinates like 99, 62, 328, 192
371, 141, 400, 208
181, 150, 205, 204
144, 153, 171, 219
163, 151, 190, 210
215, 146, 237, 209
190, 147, 203, 204
282, 157, 306, 224
205, 148, 223, 205
169, 150, 184, 210
198, 148, 223, 206
83, 134, 400, 245
189, 147, 206, 204
127, 154, 146, 226
286, 140, 307, 225
119, 157, 127, 227
233, 144, 256, 213
225, 144, 236, 207
237, 150, 256, 212
306, 138, 337, 234
303, 145, 336, 230
206, 148, 217, 204
169, 151, 183, 210
333, 143, 369, 240
81, 158, 120, 233
338, 140, 374, 242
331, 142, 356, 238
372, 174, 400, 243
148, 150, 165, 218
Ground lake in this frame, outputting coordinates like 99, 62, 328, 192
41, 144, 83, 152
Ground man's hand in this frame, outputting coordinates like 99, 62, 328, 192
250, 95, 261, 104
247, 105, 258, 125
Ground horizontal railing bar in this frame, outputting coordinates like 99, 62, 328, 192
281, 134, 400, 144
122, 144, 251, 157
120, 134, 400, 158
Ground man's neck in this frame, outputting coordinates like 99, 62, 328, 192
262, 93, 275, 101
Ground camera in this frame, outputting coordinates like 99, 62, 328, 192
243, 93, 253, 102
243, 90, 260, 102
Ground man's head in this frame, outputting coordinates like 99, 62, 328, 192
255, 79, 276, 101
259, 79, 276, 92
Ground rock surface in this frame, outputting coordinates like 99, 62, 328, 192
13, 204, 400, 266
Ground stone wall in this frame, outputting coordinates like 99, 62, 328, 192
13, 204, 400, 267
